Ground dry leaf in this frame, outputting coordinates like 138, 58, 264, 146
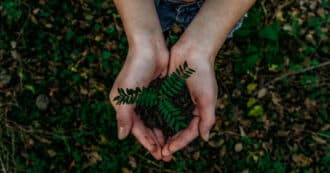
257, 88, 267, 98
239, 126, 247, 137
311, 135, 327, 145
208, 139, 224, 148
292, 154, 312, 167
128, 156, 136, 168
86, 151, 102, 165
121, 167, 132, 173
47, 149, 56, 157
234, 143, 243, 152
193, 151, 200, 160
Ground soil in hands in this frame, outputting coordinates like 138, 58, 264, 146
135, 78, 194, 138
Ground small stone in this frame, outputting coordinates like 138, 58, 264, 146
234, 143, 243, 152
36, 94, 50, 110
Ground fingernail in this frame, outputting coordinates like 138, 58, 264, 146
168, 144, 174, 153
118, 127, 127, 140
203, 132, 209, 141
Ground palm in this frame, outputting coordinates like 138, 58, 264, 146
110, 49, 169, 160
162, 49, 217, 157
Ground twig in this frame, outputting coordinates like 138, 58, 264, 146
265, 61, 330, 86
135, 154, 162, 168
271, 0, 295, 20
5, 120, 70, 140
16, 2, 31, 42
135, 154, 178, 173
0, 157, 7, 173
140, 164, 177, 173
305, 130, 330, 139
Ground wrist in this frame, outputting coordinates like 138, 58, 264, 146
127, 36, 169, 70
129, 31, 167, 52
173, 35, 218, 64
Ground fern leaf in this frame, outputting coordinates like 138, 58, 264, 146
158, 97, 185, 130
160, 61, 195, 97
114, 87, 157, 106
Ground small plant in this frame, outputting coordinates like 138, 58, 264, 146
113, 61, 195, 131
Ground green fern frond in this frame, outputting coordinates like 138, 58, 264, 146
136, 87, 158, 107
114, 61, 194, 132
114, 87, 157, 107
158, 97, 185, 131
160, 61, 195, 97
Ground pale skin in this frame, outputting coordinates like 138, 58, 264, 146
110, 0, 256, 161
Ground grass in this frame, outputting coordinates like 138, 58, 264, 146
0, 0, 329, 172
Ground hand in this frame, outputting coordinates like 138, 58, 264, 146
109, 42, 171, 160
162, 41, 218, 158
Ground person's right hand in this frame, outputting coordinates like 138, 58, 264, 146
109, 40, 172, 160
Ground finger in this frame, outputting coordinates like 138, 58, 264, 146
161, 136, 173, 162
168, 57, 178, 75
131, 117, 162, 160
161, 132, 182, 157
162, 155, 173, 162
193, 107, 200, 116
153, 128, 165, 146
162, 117, 200, 156
147, 129, 163, 160
167, 131, 183, 142
162, 143, 171, 157
198, 103, 216, 141
115, 106, 134, 140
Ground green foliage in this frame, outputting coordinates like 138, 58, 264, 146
248, 105, 264, 117
114, 61, 195, 131
2, 0, 22, 24
0, 0, 328, 172
114, 87, 158, 106
160, 61, 195, 97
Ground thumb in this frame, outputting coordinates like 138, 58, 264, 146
116, 109, 134, 140
198, 105, 216, 141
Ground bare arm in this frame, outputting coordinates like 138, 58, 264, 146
163, 0, 256, 157
113, 0, 165, 48
180, 0, 256, 58
111, 0, 170, 161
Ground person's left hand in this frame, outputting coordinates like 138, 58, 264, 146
161, 40, 218, 158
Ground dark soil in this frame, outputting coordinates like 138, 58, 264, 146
135, 78, 194, 137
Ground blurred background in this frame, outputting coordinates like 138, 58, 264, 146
0, 0, 329, 172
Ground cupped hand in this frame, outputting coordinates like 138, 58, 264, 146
162, 42, 218, 158
109, 43, 172, 160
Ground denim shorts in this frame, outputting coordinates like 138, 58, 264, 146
155, 0, 247, 38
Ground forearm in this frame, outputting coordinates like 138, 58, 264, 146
113, 0, 165, 48
179, 0, 256, 58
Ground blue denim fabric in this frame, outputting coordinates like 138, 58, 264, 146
155, 0, 247, 38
